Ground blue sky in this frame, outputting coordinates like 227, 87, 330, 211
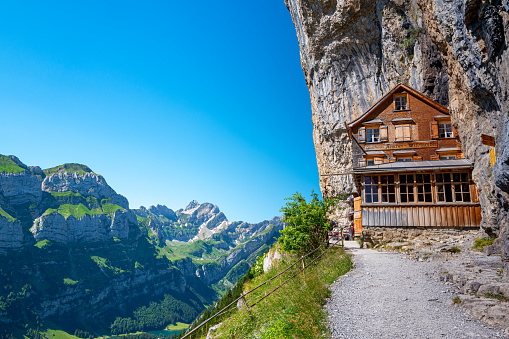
0, 1, 320, 223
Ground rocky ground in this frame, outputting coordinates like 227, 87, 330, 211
326, 239, 509, 338
374, 230, 509, 331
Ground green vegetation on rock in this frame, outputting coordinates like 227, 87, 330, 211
43, 163, 94, 177
473, 237, 496, 251
0, 206, 16, 222
34, 239, 51, 249
63, 278, 79, 286
0, 155, 25, 173
43, 201, 123, 220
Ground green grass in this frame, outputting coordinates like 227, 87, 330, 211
41, 328, 79, 339
0, 155, 25, 173
34, 239, 51, 249
0, 205, 16, 222
165, 322, 189, 331
91, 255, 125, 274
43, 202, 123, 220
473, 237, 496, 251
63, 278, 79, 286
43, 163, 94, 177
212, 247, 352, 339
485, 293, 508, 302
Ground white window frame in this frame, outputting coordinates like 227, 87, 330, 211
394, 96, 408, 110
366, 127, 380, 143
438, 123, 453, 138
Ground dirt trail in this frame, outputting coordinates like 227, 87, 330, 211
325, 243, 508, 338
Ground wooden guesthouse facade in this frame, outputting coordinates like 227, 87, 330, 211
346, 84, 481, 234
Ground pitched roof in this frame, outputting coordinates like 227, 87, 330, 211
347, 84, 449, 129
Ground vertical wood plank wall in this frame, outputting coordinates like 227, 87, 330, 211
361, 205, 482, 227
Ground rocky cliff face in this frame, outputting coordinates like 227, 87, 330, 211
0, 155, 284, 333
42, 172, 129, 209
285, 0, 509, 270
0, 216, 23, 254
31, 208, 136, 243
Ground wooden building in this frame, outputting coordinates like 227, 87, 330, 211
346, 84, 481, 232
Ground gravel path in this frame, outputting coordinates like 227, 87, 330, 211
325, 243, 508, 338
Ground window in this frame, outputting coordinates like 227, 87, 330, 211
399, 174, 415, 203
395, 124, 411, 141
453, 172, 471, 202
439, 123, 453, 138
367, 159, 375, 166
440, 155, 456, 160
361, 172, 472, 205
416, 174, 432, 202
366, 128, 379, 143
436, 172, 470, 202
363, 175, 395, 203
395, 96, 408, 110
380, 175, 396, 203
436, 173, 452, 202
396, 157, 412, 162
364, 176, 379, 203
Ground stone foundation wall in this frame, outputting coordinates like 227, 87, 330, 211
363, 227, 480, 246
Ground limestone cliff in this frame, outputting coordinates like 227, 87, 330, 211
30, 208, 136, 243
285, 0, 509, 270
42, 171, 129, 210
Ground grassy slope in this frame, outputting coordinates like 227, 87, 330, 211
43, 202, 123, 219
0, 205, 16, 222
0, 155, 25, 173
204, 247, 352, 339
43, 163, 94, 176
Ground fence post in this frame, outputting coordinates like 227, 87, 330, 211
341, 225, 344, 248
241, 292, 253, 318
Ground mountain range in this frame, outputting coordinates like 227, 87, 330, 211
0, 154, 283, 335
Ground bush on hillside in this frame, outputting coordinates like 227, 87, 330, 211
278, 191, 339, 255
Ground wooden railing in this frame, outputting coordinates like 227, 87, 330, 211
181, 235, 344, 339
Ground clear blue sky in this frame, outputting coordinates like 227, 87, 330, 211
0, 1, 320, 223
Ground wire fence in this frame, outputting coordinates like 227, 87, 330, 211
181, 232, 346, 339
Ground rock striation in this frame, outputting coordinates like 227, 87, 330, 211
30, 208, 136, 243
42, 171, 129, 210
0, 172, 43, 208
0, 216, 23, 254
285, 0, 509, 271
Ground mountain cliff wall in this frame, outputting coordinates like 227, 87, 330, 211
285, 0, 509, 271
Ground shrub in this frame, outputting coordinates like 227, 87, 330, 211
278, 191, 339, 256
473, 237, 496, 251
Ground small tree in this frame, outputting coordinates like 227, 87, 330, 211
278, 191, 338, 255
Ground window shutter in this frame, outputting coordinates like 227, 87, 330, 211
358, 127, 366, 142
358, 159, 366, 167
456, 153, 465, 159
431, 154, 440, 160
412, 156, 423, 161
453, 125, 459, 138
380, 125, 388, 142
403, 124, 411, 141
431, 121, 439, 139
395, 125, 403, 141
374, 157, 383, 165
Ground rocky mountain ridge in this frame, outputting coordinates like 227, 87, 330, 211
0, 154, 283, 335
